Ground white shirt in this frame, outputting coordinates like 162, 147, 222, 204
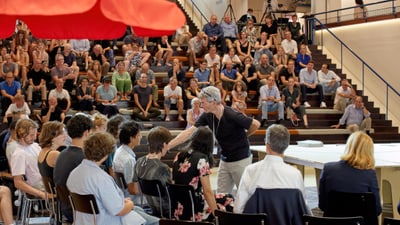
49, 89, 70, 100
318, 70, 341, 85
204, 53, 221, 69
5, 102, 31, 117
234, 154, 305, 213
164, 85, 182, 104
281, 39, 298, 55
334, 86, 354, 105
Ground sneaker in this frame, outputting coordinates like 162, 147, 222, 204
113, 46, 118, 50
320, 101, 327, 108
165, 117, 170, 122
176, 47, 183, 51
188, 67, 194, 72
225, 94, 231, 102
143, 46, 148, 51
304, 101, 311, 108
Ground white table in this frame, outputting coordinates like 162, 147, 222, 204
251, 144, 400, 218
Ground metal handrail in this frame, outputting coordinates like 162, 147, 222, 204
307, 16, 400, 119
312, 0, 395, 17
190, 0, 209, 25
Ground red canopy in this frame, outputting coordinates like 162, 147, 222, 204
0, 0, 185, 39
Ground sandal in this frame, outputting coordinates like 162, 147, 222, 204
178, 116, 185, 122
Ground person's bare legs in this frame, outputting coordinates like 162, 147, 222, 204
177, 99, 184, 121
0, 186, 13, 225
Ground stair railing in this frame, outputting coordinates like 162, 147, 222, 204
306, 15, 400, 120
176, 0, 209, 30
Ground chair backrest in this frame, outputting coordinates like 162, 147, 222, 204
214, 209, 267, 225
303, 214, 364, 225
325, 191, 378, 225
113, 172, 128, 190
166, 183, 196, 221
160, 218, 215, 225
383, 217, 400, 225
243, 188, 309, 225
138, 177, 169, 218
55, 185, 70, 206
69, 192, 99, 225
42, 176, 56, 196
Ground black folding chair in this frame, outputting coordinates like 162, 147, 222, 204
69, 192, 99, 225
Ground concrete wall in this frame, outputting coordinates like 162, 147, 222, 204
314, 19, 400, 129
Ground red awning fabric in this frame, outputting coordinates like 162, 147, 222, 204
0, 0, 185, 39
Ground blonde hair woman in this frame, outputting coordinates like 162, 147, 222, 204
318, 131, 381, 215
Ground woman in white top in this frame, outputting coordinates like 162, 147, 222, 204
186, 97, 204, 129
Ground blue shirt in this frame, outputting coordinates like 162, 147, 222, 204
194, 68, 211, 83
339, 104, 370, 126
96, 85, 117, 101
220, 20, 238, 38
0, 80, 21, 95
296, 53, 311, 72
260, 85, 281, 105
203, 23, 223, 39
221, 68, 237, 80
299, 68, 318, 85
67, 159, 124, 225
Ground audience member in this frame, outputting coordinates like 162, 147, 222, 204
168, 58, 186, 86
133, 126, 173, 217
51, 54, 75, 92
124, 44, 143, 74
296, 44, 312, 73
135, 63, 159, 107
175, 23, 192, 51
76, 76, 95, 113
281, 31, 298, 59
238, 8, 257, 31
11, 119, 46, 199
214, 81, 228, 105
241, 19, 258, 49
62, 43, 80, 80
49, 79, 71, 113
104, 115, 127, 177
95, 76, 119, 118
331, 96, 372, 133
259, 76, 284, 127
27, 60, 47, 108
168, 86, 260, 194
203, 15, 226, 53
333, 79, 356, 112
318, 63, 341, 95
260, 15, 279, 49
241, 56, 258, 92
41, 97, 65, 123
155, 35, 173, 66
204, 46, 221, 84
235, 32, 252, 63
0, 185, 14, 225
280, 59, 299, 87
92, 113, 108, 133
256, 54, 276, 81
132, 73, 161, 121
220, 60, 242, 91
12, 45, 29, 87
231, 80, 248, 114
318, 131, 381, 215
69, 39, 90, 70
86, 59, 102, 91
48, 39, 66, 68
220, 15, 238, 50
11, 29, 29, 53
187, 31, 209, 72
67, 132, 158, 225
286, 15, 305, 44
38, 121, 66, 180
254, 32, 273, 65
3, 94, 30, 124
164, 77, 184, 122
88, 44, 111, 77
194, 60, 212, 87
185, 97, 204, 129
5, 120, 19, 164
172, 126, 218, 220
93, 39, 116, 68
221, 48, 241, 69
0, 71, 21, 116
185, 78, 200, 109
112, 61, 132, 101
31, 40, 50, 73
282, 77, 309, 128
1, 54, 19, 83
299, 60, 326, 108
354, 0, 368, 19
234, 124, 306, 213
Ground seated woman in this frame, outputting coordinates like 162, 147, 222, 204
133, 126, 173, 218
112, 61, 132, 101
185, 98, 204, 129
172, 126, 217, 221
38, 121, 66, 180
281, 77, 309, 128
231, 80, 247, 114
92, 112, 108, 133
95, 76, 119, 118
3, 93, 30, 124
67, 132, 158, 225
318, 131, 382, 216
76, 76, 94, 113
253, 32, 273, 65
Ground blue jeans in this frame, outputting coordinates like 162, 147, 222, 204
261, 101, 284, 120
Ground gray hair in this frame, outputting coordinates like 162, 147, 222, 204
200, 86, 221, 104
265, 124, 290, 154
191, 97, 201, 107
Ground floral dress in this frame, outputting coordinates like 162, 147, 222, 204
172, 151, 234, 221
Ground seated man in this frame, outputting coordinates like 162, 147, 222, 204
287, 15, 306, 44
333, 79, 356, 112
331, 96, 372, 133
259, 76, 284, 127
11, 119, 47, 199
220, 15, 238, 50
135, 63, 159, 107
27, 60, 47, 108
220, 60, 242, 91
88, 44, 110, 77
41, 96, 66, 123
187, 31, 208, 72
69, 39, 90, 70
256, 54, 276, 81
0, 72, 21, 117
203, 15, 226, 53
318, 63, 341, 95
299, 60, 326, 108
133, 126, 173, 217
51, 54, 75, 92
280, 59, 299, 87
281, 31, 298, 60
163, 77, 184, 122
3, 94, 30, 124
174, 23, 192, 51
234, 124, 306, 213
49, 79, 71, 113
132, 73, 161, 121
